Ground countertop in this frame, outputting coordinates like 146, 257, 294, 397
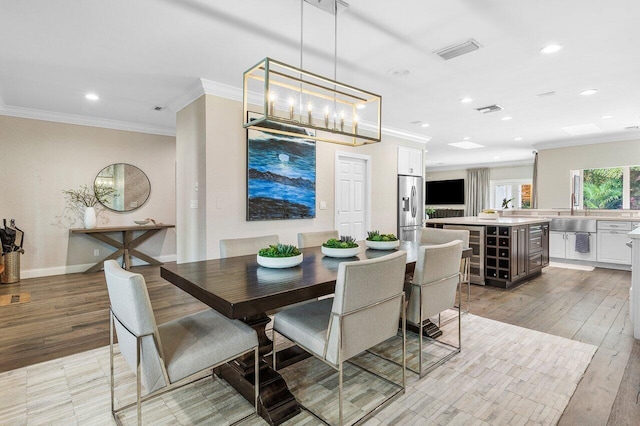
426, 216, 551, 226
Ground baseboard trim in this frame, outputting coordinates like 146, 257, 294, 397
20, 254, 177, 279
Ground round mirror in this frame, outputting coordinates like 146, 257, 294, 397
94, 163, 150, 212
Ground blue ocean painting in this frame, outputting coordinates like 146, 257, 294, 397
247, 125, 316, 221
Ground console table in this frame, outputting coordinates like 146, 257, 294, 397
70, 224, 175, 273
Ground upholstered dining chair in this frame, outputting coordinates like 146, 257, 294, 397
272, 251, 407, 426
104, 260, 259, 425
421, 227, 471, 313
406, 240, 463, 377
220, 234, 279, 258
297, 230, 339, 248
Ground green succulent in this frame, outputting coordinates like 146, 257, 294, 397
258, 244, 301, 258
366, 230, 398, 242
323, 236, 358, 249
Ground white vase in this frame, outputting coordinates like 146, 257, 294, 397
84, 206, 97, 229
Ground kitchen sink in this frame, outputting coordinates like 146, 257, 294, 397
549, 218, 597, 232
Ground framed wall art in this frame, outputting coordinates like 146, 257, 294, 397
246, 114, 316, 221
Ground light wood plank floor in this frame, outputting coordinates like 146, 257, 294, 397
0, 264, 638, 424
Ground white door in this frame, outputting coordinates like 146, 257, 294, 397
335, 153, 370, 240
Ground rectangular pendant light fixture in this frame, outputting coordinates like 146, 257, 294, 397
243, 57, 382, 146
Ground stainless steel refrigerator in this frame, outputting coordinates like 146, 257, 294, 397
398, 175, 424, 242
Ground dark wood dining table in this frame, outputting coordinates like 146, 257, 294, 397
160, 241, 470, 425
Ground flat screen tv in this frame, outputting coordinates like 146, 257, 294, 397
425, 179, 465, 204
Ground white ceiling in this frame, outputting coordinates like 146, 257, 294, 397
2, 0, 640, 170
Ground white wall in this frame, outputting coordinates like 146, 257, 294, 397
537, 139, 640, 208
0, 115, 176, 277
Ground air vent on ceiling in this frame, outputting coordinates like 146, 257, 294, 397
475, 104, 503, 114
304, 0, 349, 15
625, 126, 639, 130
536, 91, 557, 97
435, 38, 482, 60
153, 106, 165, 111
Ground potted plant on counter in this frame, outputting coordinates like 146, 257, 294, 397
321, 236, 360, 258
365, 230, 400, 250
257, 243, 303, 268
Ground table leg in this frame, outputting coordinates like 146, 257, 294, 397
214, 313, 301, 425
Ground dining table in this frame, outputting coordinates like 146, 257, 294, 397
160, 241, 470, 425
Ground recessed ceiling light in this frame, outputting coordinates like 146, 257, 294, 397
448, 141, 485, 149
420, 123, 430, 128
460, 97, 473, 103
501, 116, 513, 121
514, 137, 523, 141
540, 44, 563, 54
580, 89, 598, 96
493, 156, 502, 160
601, 115, 613, 119
85, 93, 99, 101
463, 137, 470, 140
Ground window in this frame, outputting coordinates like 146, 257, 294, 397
489, 179, 532, 209
573, 165, 640, 210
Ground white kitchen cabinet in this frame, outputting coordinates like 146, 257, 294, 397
549, 231, 597, 261
398, 146, 423, 176
566, 232, 596, 261
597, 221, 632, 264
549, 231, 566, 258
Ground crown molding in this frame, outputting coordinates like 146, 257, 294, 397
533, 130, 640, 150
426, 159, 534, 172
0, 103, 175, 136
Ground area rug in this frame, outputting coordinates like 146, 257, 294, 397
0, 292, 30, 307
0, 314, 596, 425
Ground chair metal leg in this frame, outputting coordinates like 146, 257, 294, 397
109, 312, 115, 416
401, 294, 406, 390
136, 336, 142, 426
338, 362, 344, 426
418, 319, 424, 379
254, 346, 259, 414
272, 326, 277, 371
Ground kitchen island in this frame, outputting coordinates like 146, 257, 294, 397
426, 216, 551, 288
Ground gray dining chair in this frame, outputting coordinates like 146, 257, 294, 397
297, 230, 339, 248
406, 240, 463, 377
272, 251, 407, 426
104, 260, 259, 425
421, 227, 471, 313
220, 234, 279, 258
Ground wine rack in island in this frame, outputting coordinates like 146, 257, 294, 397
485, 223, 549, 288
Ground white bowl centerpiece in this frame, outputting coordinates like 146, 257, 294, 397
365, 230, 400, 250
321, 236, 360, 258
257, 244, 303, 268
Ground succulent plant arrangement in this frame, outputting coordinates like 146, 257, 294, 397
366, 230, 398, 242
323, 236, 358, 249
258, 243, 301, 258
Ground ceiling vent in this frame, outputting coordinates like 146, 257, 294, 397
304, 0, 349, 15
153, 106, 164, 111
475, 104, 503, 114
536, 91, 557, 97
435, 39, 482, 60
625, 126, 639, 130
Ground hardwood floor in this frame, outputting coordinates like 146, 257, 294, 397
0, 264, 638, 424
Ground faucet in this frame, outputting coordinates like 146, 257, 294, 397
570, 193, 575, 216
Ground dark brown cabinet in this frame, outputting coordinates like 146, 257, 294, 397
485, 223, 547, 288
